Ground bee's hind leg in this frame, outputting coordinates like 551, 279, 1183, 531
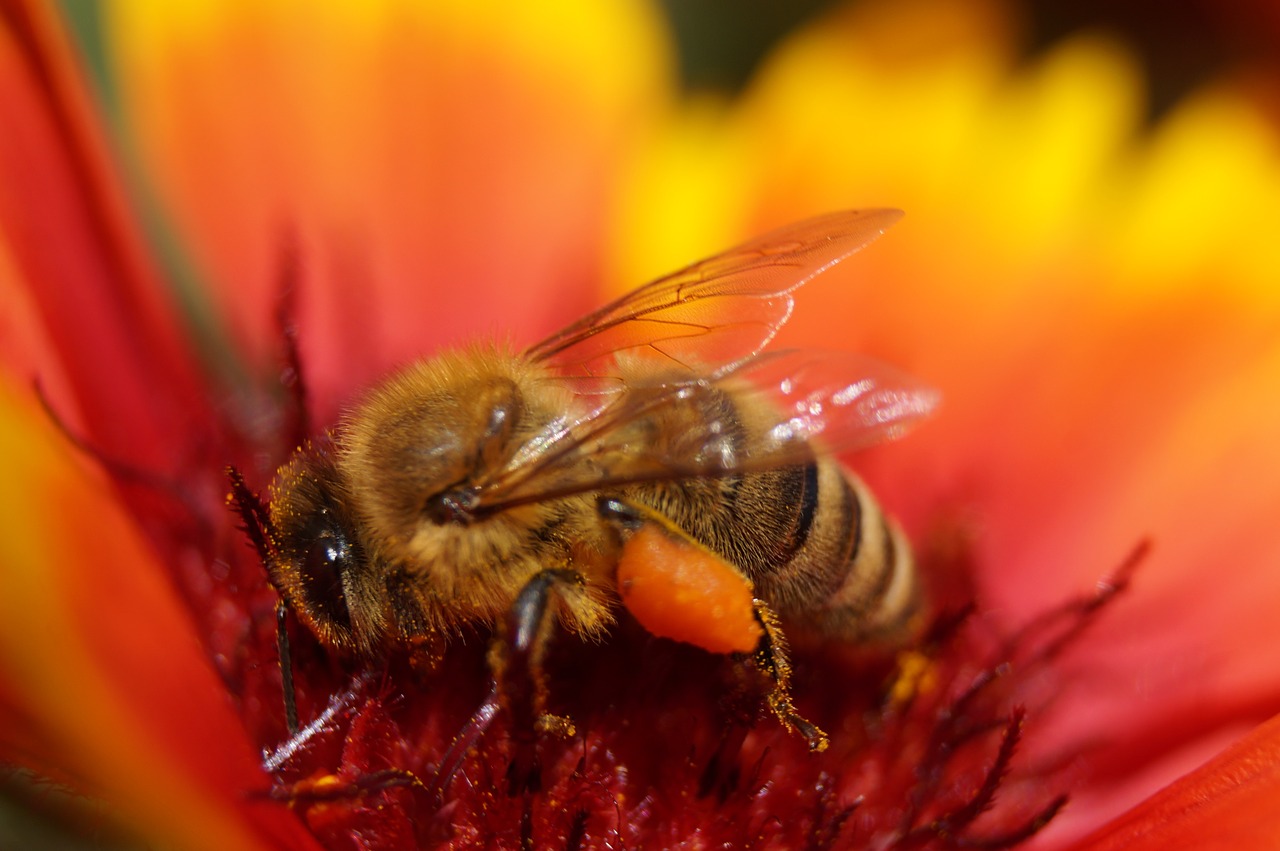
596, 495, 828, 752
749, 601, 830, 753
490, 569, 579, 797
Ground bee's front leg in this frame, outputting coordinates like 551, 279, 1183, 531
490, 569, 579, 797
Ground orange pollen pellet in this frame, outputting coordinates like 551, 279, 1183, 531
616, 524, 762, 654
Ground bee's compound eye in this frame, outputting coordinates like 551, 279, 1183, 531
299, 515, 354, 630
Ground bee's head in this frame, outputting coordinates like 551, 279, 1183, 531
267, 448, 385, 655
340, 351, 530, 535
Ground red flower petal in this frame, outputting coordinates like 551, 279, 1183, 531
0, 1, 211, 466
1067, 710, 1280, 850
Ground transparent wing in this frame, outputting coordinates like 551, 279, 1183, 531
732, 350, 940, 452
471, 350, 937, 515
525, 209, 903, 394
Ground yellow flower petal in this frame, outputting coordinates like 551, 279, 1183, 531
1105, 83, 1280, 303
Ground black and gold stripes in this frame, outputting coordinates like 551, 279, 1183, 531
626, 385, 921, 646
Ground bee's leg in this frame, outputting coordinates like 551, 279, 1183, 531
598, 495, 826, 750
749, 600, 829, 753
275, 599, 300, 735
491, 569, 578, 799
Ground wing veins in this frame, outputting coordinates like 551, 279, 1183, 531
489, 210, 915, 517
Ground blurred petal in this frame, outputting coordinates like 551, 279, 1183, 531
106, 0, 671, 419
0, 376, 317, 851
1104, 81, 1280, 300
610, 0, 1280, 841
5, 0, 1272, 845
1067, 710, 1280, 850
0, 0, 209, 464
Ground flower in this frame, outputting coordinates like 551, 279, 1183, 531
3, 0, 1280, 848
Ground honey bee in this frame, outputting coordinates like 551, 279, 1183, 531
230, 209, 936, 752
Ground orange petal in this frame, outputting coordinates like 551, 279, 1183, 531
106, 1, 671, 419
0, 376, 318, 851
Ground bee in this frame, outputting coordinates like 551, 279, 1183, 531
229, 209, 936, 752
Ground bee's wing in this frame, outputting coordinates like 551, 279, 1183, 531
525, 209, 903, 393
472, 350, 937, 514
728, 349, 939, 452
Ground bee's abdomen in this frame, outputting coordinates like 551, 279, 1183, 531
624, 384, 921, 645
752, 463, 921, 644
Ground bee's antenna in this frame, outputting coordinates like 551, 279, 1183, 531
225, 466, 278, 561
225, 466, 297, 734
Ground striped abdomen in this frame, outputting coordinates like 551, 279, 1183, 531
619, 380, 921, 645
628, 456, 920, 645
